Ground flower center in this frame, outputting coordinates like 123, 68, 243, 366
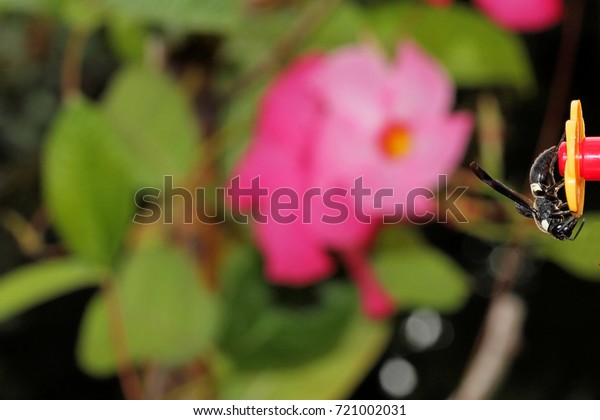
380, 124, 411, 158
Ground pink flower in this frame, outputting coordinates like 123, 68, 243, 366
425, 0, 563, 32
473, 0, 563, 32
229, 42, 473, 318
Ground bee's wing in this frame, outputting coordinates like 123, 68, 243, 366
470, 161, 537, 216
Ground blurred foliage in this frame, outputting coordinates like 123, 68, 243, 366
78, 240, 219, 376
101, 66, 200, 188
0, 258, 101, 322
0, 0, 592, 401
0, 0, 243, 32
43, 98, 134, 266
371, 226, 470, 311
374, 246, 470, 311
219, 311, 391, 399
219, 246, 357, 370
534, 213, 600, 281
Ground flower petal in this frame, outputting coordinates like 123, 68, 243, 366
388, 42, 454, 121
309, 45, 388, 132
473, 0, 563, 32
366, 112, 473, 216
253, 218, 335, 286
311, 110, 384, 187
230, 140, 335, 285
407, 111, 474, 188
310, 109, 391, 219
257, 54, 324, 154
308, 192, 380, 251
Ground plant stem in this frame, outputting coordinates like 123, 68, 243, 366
533, 0, 585, 157
61, 28, 88, 100
451, 247, 526, 399
340, 248, 395, 320
100, 277, 144, 400
0, 208, 44, 257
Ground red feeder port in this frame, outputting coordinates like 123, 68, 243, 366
558, 137, 600, 180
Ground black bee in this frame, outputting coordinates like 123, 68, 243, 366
470, 135, 584, 240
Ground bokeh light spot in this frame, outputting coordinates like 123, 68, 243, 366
379, 357, 418, 398
404, 308, 443, 351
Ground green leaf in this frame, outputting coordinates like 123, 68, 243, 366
222, 6, 299, 74
373, 244, 470, 312
101, 0, 242, 33
219, 246, 357, 370
302, 2, 363, 51
106, 17, 146, 63
220, 312, 392, 399
535, 213, 600, 280
365, 3, 534, 92
77, 241, 219, 377
102, 66, 200, 188
43, 98, 134, 267
0, 258, 101, 323
60, 0, 106, 31
223, 2, 361, 76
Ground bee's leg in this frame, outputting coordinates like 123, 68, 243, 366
568, 217, 585, 241
547, 180, 565, 192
